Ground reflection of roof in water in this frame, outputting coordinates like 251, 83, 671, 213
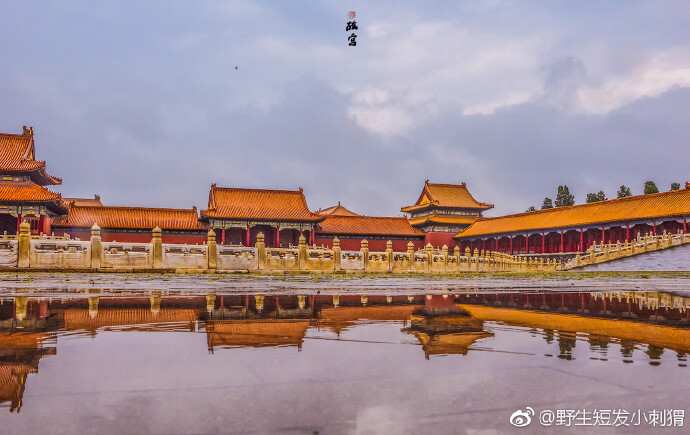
459, 304, 690, 354
205, 319, 310, 349
412, 331, 494, 356
63, 309, 200, 331
407, 314, 484, 333
316, 305, 422, 335
0, 332, 56, 413
0, 332, 50, 348
405, 313, 493, 356
0, 365, 31, 412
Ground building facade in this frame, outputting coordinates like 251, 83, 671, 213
455, 186, 690, 254
201, 185, 324, 247
315, 214, 425, 251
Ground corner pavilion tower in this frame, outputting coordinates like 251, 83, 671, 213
402, 180, 493, 248
0, 127, 67, 235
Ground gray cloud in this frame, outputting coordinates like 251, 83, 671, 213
1, 1, 688, 217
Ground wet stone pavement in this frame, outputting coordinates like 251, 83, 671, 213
0, 289, 688, 434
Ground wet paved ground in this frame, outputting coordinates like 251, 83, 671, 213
0, 290, 688, 433
1, 272, 690, 296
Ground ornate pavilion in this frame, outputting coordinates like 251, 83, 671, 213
0, 127, 66, 235
401, 180, 494, 248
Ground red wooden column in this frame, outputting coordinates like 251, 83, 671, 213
684, 217, 687, 234
652, 221, 657, 235
16, 214, 22, 233
625, 225, 630, 242
310, 228, 315, 246
524, 235, 528, 254
601, 227, 605, 243
560, 231, 564, 253
580, 229, 584, 251
275, 226, 280, 248
482, 239, 486, 252
509, 237, 513, 255
541, 233, 546, 253
245, 226, 251, 247
221, 228, 226, 245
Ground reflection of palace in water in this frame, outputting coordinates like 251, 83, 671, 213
1, 291, 689, 411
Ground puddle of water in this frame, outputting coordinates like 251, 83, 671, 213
0, 291, 688, 433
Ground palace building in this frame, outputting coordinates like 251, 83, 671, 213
201, 184, 324, 247
4, 125, 689, 255
455, 185, 690, 254
0, 127, 67, 235
315, 213, 425, 251
402, 181, 493, 248
51, 204, 208, 244
314, 203, 424, 251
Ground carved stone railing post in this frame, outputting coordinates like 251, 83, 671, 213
88, 296, 99, 318
333, 238, 341, 271
473, 248, 479, 271
298, 235, 307, 271
453, 246, 460, 271
90, 223, 103, 269
206, 293, 216, 313
17, 221, 30, 268
255, 232, 265, 270
442, 245, 448, 272
386, 240, 393, 271
407, 242, 415, 271
152, 226, 163, 269
425, 243, 433, 271
361, 239, 369, 271
150, 292, 162, 314
207, 229, 218, 270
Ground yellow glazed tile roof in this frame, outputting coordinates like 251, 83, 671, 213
408, 214, 478, 227
0, 128, 61, 185
456, 187, 690, 238
52, 205, 206, 230
402, 180, 493, 212
202, 185, 322, 222
318, 215, 424, 237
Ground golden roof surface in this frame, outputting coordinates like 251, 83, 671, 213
402, 180, 493, 213
0, 128, 61, 185
52, 205, 206, 230
317, 203, 360, 216
318, 215, 424, 237
408, 213, 478, 227
456, 187, 690, 238
202, 185, 323, 222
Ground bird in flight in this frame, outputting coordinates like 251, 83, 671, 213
235, 66, 238, 70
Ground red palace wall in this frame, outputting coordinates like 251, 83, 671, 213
52, 228, 208, 245
315, 237, 425, 252
423, 232, 458, 249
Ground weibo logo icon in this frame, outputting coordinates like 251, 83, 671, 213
509, 407, 535, 427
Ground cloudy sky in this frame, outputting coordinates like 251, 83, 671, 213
1, 1, 688, 217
